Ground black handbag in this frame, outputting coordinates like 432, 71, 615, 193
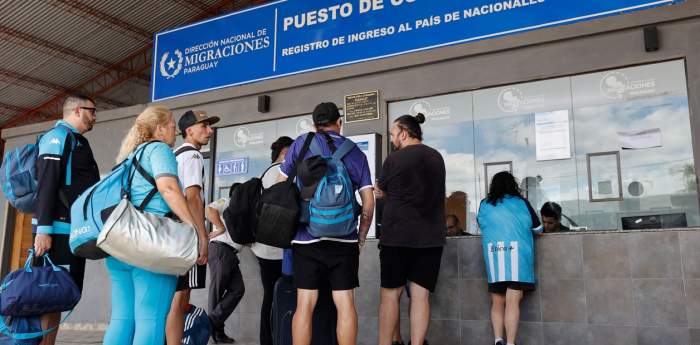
256, 133, 315, 248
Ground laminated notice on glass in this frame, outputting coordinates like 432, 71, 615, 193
617, 128, 662, 150
347, 133, 381, 239
216, 158, 248, 176
344, 91, 379, 123
535, 110, 571, 161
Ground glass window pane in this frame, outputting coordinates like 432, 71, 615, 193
572, 59, 699, 230
214, 121, 277, 199
389, 92, 477, 235
276, 115, 314, 139
473, 77, 579, 228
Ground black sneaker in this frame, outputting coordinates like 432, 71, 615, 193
495, 341, 505, 345
211, 328, 235, 343
407, 341, 429, 345
392, 342, 405, 345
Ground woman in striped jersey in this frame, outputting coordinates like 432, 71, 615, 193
477, 171, 543, 345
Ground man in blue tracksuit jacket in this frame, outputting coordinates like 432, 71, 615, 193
33, 94, 100, 345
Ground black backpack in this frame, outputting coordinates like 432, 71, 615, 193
256, 133, 315, 249
223, 177, 263, 245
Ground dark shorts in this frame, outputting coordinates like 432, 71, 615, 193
176, 264, 207, 291
488, 281, 536, 294
380, 245, 443, 293
293, 241, 359, 291
32, 234, 86, 293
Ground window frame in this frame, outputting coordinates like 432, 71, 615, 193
586, 151, 623, 202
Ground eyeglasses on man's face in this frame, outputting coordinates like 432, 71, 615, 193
79, 106, 97, 115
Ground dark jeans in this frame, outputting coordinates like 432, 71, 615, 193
208, 242, 245, 330
257, 257, 282, 345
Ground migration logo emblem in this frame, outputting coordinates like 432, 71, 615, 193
160, 50, 184, 79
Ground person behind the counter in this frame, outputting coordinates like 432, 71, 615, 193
540, 202, 570, 233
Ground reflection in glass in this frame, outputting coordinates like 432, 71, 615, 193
573, 94, 699, 229
388, 93, 478, 235
586, 152, 622, 202
390, 60, 697, 232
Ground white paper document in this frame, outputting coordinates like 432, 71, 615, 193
617, 128, 662, 150
535, 110, 571, 161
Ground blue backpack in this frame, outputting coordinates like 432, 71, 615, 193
1, 126, 75, 214
181, 305, 211, 345
305, 138, 360, 238
69, 142, 157, 260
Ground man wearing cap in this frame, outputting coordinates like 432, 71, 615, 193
166, 110, 219, 345
278, 102, 375, 345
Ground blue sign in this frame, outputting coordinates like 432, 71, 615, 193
152, 0, 682, 101
217, 158, 249, 176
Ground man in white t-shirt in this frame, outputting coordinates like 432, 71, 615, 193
167, 110, 219, 345
206, 184, 244, 343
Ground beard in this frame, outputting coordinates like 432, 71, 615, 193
81, 114, 95, 132
197, 135, 211, 146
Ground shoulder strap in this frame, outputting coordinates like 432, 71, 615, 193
260, 162, 281, 179
176, 145, 205, 189
309, 138, 323, 157
331, 140, 356, 160
318, 130, 337, 153
175, 145, 198, 156
54, 125, 76, 208
125, 141, 159, 211
288, 133, 315, 181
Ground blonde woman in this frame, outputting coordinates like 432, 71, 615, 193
103, 106, 202, 345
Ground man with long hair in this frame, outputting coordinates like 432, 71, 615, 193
375, 113, 445, 345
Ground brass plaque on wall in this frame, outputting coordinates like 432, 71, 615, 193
344, 91, 379, 123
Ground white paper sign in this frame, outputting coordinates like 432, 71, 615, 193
535, 110, 571, 161
618, 128, 662, 150
348, 134, 378, 239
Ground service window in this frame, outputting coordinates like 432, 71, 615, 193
571, 60, 698, 230
388, 59, 698, 232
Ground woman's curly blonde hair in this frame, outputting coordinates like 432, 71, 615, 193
116, 106, 172, 163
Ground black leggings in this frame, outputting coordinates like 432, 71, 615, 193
257, 257, 282, 345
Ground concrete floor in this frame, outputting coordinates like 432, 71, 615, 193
56, 331, 102, 344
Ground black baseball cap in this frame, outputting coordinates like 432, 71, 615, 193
312, 102, 341, 126
178, 110, 220, 135
298, 155, 327, 200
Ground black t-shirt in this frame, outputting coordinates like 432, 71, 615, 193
378, 144, 446, 248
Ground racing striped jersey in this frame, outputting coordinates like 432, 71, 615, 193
477, 195, 543, 284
